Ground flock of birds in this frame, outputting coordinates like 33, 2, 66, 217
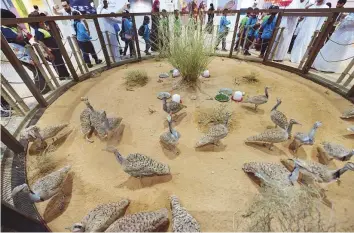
9, 86, 354, 232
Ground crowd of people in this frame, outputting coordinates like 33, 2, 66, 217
1, 0, 353, 117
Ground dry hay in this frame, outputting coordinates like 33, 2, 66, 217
234, 182, 352, 232
27, 144, 57, 182
194, 104, 235, 133
234, 72, 260, 86
124, 70, 149, 87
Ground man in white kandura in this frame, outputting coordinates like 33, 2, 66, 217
273, 0, 309, 62
290, 0, 327, 64
97, 0, 122, 61
312, 13, 354, 73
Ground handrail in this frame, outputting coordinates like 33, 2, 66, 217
1, 8, 354, 25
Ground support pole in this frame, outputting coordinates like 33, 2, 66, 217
1, 125, 24, 153
263, 12, 283, 62
93, 18, 111, 68
298, 30, 319, 69
33, 43, 60, 88
1, 33, 47, 107
67, 36, 85, 75
131, 15, 142, 60
47, 21, 79, 81
1, 74, 30, 112
72, 37, 89, 73
229, 13, 241, 58
26, 45, 56, 91
1, 87, 25, 116
337, 58, 354, 83
242, 27, 250, 52
343, 69, 354, 87
270, 27, 284, 61
105, 31, 116, 64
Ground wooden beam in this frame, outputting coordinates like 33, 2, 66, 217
93, 18, 111, 68
1, 125, 24, 153
1, 86, 25, 116
229, 13, 241, 58
67, 36, 85, 75
263, 12, 283, 63
1, 74, 30, 112
1, 33, 48, 107
47, 21, 79, 81
105, 31, 116, 64
131, 15, 141, 60
337, 58, 354, 83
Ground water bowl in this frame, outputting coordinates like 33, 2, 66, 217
172, 69, 180, 78
172, 94, 181, 103
202, 70, 210, 78
232, 91, 243, 102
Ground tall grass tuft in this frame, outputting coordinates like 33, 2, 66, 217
124, 70, 149, 87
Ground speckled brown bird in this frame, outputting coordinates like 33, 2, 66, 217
104, 208, 169, 232
270, 98, 288, 130
170, 195, 200, 232
242, 87, 270, 111
317, 141, 354, 164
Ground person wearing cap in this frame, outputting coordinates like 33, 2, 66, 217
258, 5, 279, 58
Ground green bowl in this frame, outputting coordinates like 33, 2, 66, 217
215, 93, 230, 102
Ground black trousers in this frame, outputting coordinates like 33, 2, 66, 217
288, 35, 297, 53
123, 39, 135, 57
51, 49, 70, 77
77, 41, 98, 64
260, 38, 270, 56
244, 35, 255, 52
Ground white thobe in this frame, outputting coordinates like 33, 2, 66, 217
98, 6, 122, 62
312, 13, 354, 73
290, 2, 328, 64
273, 0, 308, 61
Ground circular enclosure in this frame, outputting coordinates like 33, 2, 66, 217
27, 57, 354, 231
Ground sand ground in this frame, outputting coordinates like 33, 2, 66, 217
27, 57, 354, 231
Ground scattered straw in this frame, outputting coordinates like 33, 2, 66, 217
242, 72, 259, 84
124, 70, 149, 87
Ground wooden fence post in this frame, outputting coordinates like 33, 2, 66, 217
337, 58, 354, 84
263, 12, 283, 63
270, 27, 285, 61
1, 74, 30, 112
1, 125, 24, 153
26, 45, 56, 91
33, 43, 60, 88
93, 18, 111, 68
1, 87, 25, 116
47, 21, 79, 81
67, 36, 85, 75
105, 31, 116, 64
298, 30, 319, 69
72, 37, 89, 73
1, 33, 47, 107
131, 15, 142, 60
229, 13, 241, 58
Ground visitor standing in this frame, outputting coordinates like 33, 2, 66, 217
206, 3, 215, 34
291, 0, 327, 63
272, 0, 307, 61
28, 12, 71, 79
243, 8, 259, 56
174, 10, 182, 38
259, 5, 278, 58
139, 16, 151, 55
97, 0, 122, 62
159, 9, 170, 52
234, 7, 252, 51
312, 13, 354, 73
121, 14, 135, 58
215, 9, 231, 51
151, 0, 160, 52
1, 9, 50, 95
73, 11, 102, 68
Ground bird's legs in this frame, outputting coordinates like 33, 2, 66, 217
268, 143, 274, 151
85, 127, 94, 143
254, 104, 258, 111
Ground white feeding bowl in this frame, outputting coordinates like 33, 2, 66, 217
172, 94, 181, 103
172, 69, 180, 78
232, 91, 243, 102
202, 70, 210, 78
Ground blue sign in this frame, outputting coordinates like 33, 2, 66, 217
70, 0, 97, 14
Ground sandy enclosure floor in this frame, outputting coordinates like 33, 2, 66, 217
27, 57, 354, 231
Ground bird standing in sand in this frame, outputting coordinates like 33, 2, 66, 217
270, 98, 288, 130
104, 208, 169, 232
12, 165, 71, 202
162, 97, 186, 117
195, 113, 231, 147
242, 162, 294, 187
289, 121, 322, 153
160, 115, 180, 154
242, 87, 270, 111
340, 108, 354, 119
170, 195, 200, 232
245, 119, 300, 150
71, 199, 130, 232
284, 158, 354, 186
103, 146, 170, 178
317, 142, 354, 165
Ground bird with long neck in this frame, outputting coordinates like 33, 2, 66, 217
270, 98, 288, 130
290, 121, 322, 153
242, 87, 270, 111
81, 97, 94, 111
162, 97, 186, 118
160, 115, 180, 154
170, 195, 201, 232
317, 142, 354, 165
246, 119, 300, 150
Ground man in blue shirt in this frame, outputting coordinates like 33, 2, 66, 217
259, 5, 278, 58
142, 16, 151, 55
243, 8, 259, 55
215, 9, 231, 51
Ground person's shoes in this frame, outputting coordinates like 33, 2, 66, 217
244, 51, 251, 56
96, 59, 102, 65
145, 52, 151, 55
87, 63, 93, 68
1, 110, 10, 117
